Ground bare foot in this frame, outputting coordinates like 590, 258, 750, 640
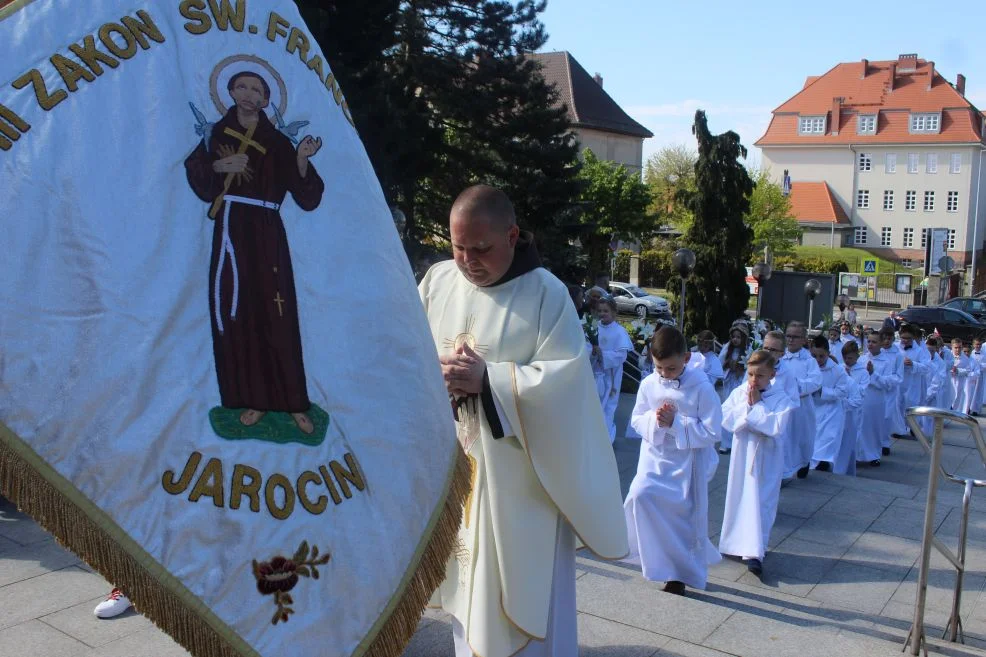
240, 409, 266, 426
291, 412, 314, 434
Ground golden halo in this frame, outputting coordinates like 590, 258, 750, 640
453, 334, 476, 351
209, 54, 288, 118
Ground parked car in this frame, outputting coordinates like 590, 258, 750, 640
941, 297, 986, 321
898, 306, 986, 343
608, 282, 672, 319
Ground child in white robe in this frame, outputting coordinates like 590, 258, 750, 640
897, 324, 930, 429
950, 339, 972, 413
624, 326, 722, 595
858, 336, 898, 466
719, 349, 796, 576
780, 321, 822, 479
878, 327, 905, 454
810, 336, 851, 471
592, 298, 633, 442
919, 337, 947, 437
939, 339, 955, 411
694, 330, 725, 386
964, 342, 981, 415
834, 341, 867, 476
827, 326, 844, 365
718, 324, 751, 454
971, 339, 986, 416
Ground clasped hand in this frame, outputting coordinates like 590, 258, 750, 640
747, 386, 762, 406
440, 343, 486, 397
656, 401, 676, 428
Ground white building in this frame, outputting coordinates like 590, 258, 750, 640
529, 51, 653, 173
757, 54, 986, 281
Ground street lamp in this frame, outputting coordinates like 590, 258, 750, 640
805, 278, 822, 329
752, 261, 772, 320
672, 248, 696, 328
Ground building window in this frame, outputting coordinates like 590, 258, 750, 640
858, 114, 877, 134
947, 191, 959, 212
853, 226, 867, 245
857, 189, 870, 208
910, 113, 941, 133
949, 229, 956, 249
903, 227, 914, 247
886, 153, 897, 173
926, 153, 938, 173
881, 226, 892, 246
798, 115, 826, 134
858, 153, 872, 171
905, 190, 916, 211
908, 153, 919, 173
951, 153, 961, 173
924, 191, 935, 211
901, 258, 913, 268
882, 190, 894, 210
921, 228, 929, 248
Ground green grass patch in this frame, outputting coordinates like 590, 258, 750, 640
208, 403, 329, 446
793, 246, 921, 276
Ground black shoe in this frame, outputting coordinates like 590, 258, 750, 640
662, 580, 686, 596
869, 460, 881, 467
718, 447, 731, 455
891, 433, 905, 439
744, 558, 763, 576
882, 447, 891, 456
815, 461, 832, 472
796, 465, 810, 479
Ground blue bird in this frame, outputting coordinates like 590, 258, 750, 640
188, 102, 214, 151
271, 105, 310, 146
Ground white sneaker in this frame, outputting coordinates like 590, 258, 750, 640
94, 588, 132, 618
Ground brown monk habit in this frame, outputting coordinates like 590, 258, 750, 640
184, 108, 324, 413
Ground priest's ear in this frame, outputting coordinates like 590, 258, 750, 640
506, 223, 520, 248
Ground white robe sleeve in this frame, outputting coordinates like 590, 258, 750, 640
820, 367, 851, 401
844, 373, 864, 410
600, 325, 633, 371
629, 379, 664, 446
668, 382, 722, 450
800, 356, 822, 397
745, 393, 795, 438
721, 384, 750, 434
704, 353, 724, 384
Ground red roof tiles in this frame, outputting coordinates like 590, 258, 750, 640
788, 182, 849, 225
757, 57, 984, 146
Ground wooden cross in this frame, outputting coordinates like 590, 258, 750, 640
273, 292, 285, 317
208, 124, 269, 219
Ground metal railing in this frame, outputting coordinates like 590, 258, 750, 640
903, 407, 986, 656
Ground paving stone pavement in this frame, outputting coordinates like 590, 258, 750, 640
4, 395, 986, 657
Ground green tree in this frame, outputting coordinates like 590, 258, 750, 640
576, 149, 654, 279
744, 168, 802, 260
669, 111, 754, 337
299, 0, 583, 273
644, 144, 697, 233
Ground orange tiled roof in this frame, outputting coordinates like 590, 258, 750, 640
757, 57, 984, 146
788, 182, 849, 225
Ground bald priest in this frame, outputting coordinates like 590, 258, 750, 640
419, 185, 628, 657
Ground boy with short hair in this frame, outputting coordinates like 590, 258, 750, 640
719, 349, 796, 577
780, 322, 822, 479
879, 327, 906, 453
827, 326, 844, 365
624, 326, 722, 596
858, 334, 898, 466
971, 338, 986, 416
834, 341, 867, 475
809, 336, 851, 472
950, 339, 972, 413
694, 330, 725, 386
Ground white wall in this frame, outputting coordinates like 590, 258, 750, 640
577, 128, 644, 174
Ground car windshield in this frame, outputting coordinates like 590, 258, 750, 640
625, 285, 648, 298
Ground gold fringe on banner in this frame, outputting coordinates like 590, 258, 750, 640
0, 425, 471, 657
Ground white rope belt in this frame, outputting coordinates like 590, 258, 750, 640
214, 194, 281, 334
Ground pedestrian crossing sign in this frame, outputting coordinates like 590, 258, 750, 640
863, 259, 878, 274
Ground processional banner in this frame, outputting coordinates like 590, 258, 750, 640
0, 1, 467, 656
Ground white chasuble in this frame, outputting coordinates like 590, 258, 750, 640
419, 260, 627, 657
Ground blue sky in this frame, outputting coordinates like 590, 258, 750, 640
539, 0, 985, 171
